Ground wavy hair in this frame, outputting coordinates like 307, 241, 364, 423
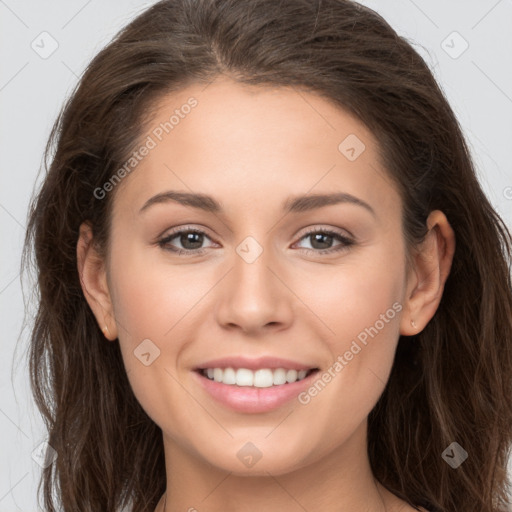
23, 0, 512, 510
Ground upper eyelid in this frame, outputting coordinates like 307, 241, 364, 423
159, 226, 217, 243
299, 225, 354, 240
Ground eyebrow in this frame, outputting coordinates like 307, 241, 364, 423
139, 190, 376, 217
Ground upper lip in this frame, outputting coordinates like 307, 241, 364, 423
195, 356, 319, 371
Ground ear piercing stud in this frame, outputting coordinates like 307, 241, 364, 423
410, 319, 417, 328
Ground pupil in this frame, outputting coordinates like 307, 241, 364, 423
311, 233, 332, 249
182, 232, 203, 249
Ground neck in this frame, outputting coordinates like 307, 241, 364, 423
157, 421, 395, 512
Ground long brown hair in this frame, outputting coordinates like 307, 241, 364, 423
23, 0, 512, 510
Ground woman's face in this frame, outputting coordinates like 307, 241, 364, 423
84, 76, 419, 475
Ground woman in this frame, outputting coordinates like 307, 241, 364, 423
24, 0, 512, 511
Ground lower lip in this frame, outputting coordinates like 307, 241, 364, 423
193, 370, 319, 414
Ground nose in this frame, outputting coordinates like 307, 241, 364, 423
215, 240, 294, 336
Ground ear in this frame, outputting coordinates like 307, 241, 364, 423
76, 221, 118, 340
400, 210, 456, 335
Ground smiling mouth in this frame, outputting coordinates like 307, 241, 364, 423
197, 367, 320, 387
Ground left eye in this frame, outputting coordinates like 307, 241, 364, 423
157, 228, 354, 255
293, 229, 354, 253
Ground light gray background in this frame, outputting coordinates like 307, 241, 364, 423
1, 1, 511, 510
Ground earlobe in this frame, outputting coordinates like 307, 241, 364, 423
400, 210, 456, 336
76, 221, 118, 340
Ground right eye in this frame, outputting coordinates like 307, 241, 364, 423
158, 227, 217, 256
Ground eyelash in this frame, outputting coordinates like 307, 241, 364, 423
157, 225, 355, 256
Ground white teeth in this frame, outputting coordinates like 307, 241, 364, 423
272, 368, 287, 385
201, 367, 314, 387
236, 368, 254, 386
286, 369, 298, 383
254, 369, 274, 388
223, 367, 236, 385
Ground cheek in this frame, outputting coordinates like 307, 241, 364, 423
108, 238, 207, 341
307, 242, 405, 402
106, 245, 201, 426
106, 240, 217, 401
310, 246, 404, 347
291, 274, 404, 450
340, 265, 403, 344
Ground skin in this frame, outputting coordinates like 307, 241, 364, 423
77, 76, 455, 512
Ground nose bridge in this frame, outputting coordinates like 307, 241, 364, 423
232, 233, 280, 307
215, 232, 292, 332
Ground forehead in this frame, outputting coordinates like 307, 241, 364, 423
112, 76, 400, 220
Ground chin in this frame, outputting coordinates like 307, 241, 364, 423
200, 446, 315, 477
